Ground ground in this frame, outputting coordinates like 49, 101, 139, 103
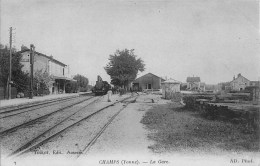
2, 93, 260, 166
79, 93, 259, 166
141, 98, 259, 155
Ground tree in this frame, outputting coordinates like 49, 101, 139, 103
65, 80, 78, 93
34, 70, 52, 95
73, 74, 89, 92
0, 44, 29, 98
13, 69, 30, 95
104, 49, 145, 88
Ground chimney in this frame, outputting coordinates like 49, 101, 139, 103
233, 75, 235, 80
238, 73, 241, 77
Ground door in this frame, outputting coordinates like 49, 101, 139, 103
133, 83, 139, 91
148, 84, 152, 89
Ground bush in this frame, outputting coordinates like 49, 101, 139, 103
182, 95, 213, 109
65, 81, 78, 93
183, 96, 197, 109
73, 74, 89, 92
33, 87, 50, 96
165, 92, 182, 101
33, 70, 52, 96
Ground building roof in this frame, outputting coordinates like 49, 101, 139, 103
52, 76, 76, 81
230, 74, 250, 83
186, 76, 200, 82
17, 49, 67, 67
133, 73, 165, 83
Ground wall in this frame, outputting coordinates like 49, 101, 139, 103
34, 54, 49, 72
21, 51, 49, 73
20, 51, 30, 73
48, 61, 67, 77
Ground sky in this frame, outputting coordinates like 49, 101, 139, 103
1, 0, 259, 85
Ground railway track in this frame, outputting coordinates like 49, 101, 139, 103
0, 95, 87, 119
8, 94, 138, 158
0, 95, 97, 136
0, 94, 92, 113
77, 96, 138, 158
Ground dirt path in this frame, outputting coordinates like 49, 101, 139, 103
81, 94, 155, 163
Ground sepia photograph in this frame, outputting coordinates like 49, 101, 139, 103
0, 0, 259, 166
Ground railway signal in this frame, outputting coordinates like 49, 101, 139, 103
8, 27, 13, 100
29, 44, 35, 99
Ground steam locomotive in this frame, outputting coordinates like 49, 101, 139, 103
92, 75, 111, 95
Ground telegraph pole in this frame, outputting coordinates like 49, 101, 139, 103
29, 44, 35, 99
8, 27, 13, 100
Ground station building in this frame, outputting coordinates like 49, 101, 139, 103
18, 46, 74, 94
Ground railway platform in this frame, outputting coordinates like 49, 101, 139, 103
0, 92, 91, 109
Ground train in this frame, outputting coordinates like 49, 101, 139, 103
92, 75, 111, 95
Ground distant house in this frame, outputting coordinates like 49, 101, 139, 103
186, 76, 204, 91
230, 73, 250, 91
132, 73, 165, 91
18, 46, 74, 94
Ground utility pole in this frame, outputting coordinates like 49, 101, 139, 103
29, 44, 35, 99
8, 27, 13, 100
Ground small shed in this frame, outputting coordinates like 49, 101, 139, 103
161, 79, 181, 100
